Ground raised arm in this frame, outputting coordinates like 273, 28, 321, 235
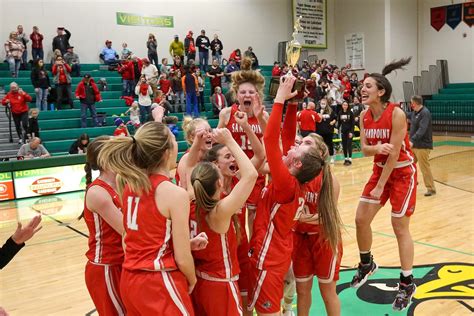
282, 102, 298, 155
234, 111, 265, 170
217, 106, 231, 128
252, 94, 268, 134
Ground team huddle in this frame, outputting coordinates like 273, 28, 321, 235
81, 57, 417, 316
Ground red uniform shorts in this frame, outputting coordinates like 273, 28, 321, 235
237, 235, 250, 295
361, 164, 417, 217
191, 277, 242, 316
120, 269, 194, 316
85, 261, 125, 316
246, 178, 265, 210
292, 232, 342, 283
247, 260, 291, 314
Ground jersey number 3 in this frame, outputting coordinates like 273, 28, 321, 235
127, 197, 140, 231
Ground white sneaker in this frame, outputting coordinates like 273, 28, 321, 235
282, 310, 295, 316
18, 139, 23, 145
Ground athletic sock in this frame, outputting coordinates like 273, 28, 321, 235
360, 251, 372, 265
283, 302, 293, 312
400, 271, 414, 285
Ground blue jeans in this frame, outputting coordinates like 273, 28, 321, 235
35, 88, 49, 111
32, 48, 44, 60
199, 51, 209, 71
21, 50, 27, 68
71, 63, 81, 77
7, 57, 21, 77
213, 52, 222, 65
122, 79, 134, 96
80, 103, 97, 128
186, 92, 199, 118
139, 105, 151, 123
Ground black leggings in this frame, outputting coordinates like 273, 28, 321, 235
13, 112, 28, 142
319, 132, 334, 156
342, 132, 353, 158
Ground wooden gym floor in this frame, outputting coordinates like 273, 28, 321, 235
0, 136, 472, 316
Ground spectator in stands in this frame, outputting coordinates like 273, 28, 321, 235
52, 56, 74, 109
341, 74, 352, 101
147, 33, 159, 67
297, 101, 321, 137
196, 69, 205, 112
141, 58, 159, 97
118, 57, 135, 97
171, 55, 184, 75
52, 27, 71, 56
229, 48, 241, 67
337, 101, 355, 165
4, 31, 24, 78
63, 46, 81, 77
113, 118, 129, 137
16, 25, 29, 70
196, 29, 210, 72
27, 108, 40, 139
160, 57, 169, 76
350, 73, 359, 96
244, 46, 259, 69
305, 75, 317, 102
224, 58, 239, 83
135, 75, 153, 122
409, 95, 436, 197
184, 30, 196, 63
181, 65, 199, 118
299, 66, 310, 80
69, 133, 90, 154
316, 98, 337, 163
0, 215, 42, 270
351, 96, 364, 134
121, 42, 132, 60
99, 40, 119, 65
17, 137, 50, 159
206, 58, 224, 94
210, 86, 227, 118
50, 49, 62, 67
1, 82, 31, 144
159, 72, 172, 104
210, 34, 223, 65
272, 61, 281, 77
30, 58, 51, 111
169, 35, 184, 62
170, 70, 184, 112
75, 74, 102, 128
131, 55, 143, 87
30, 26, 44, 60
316, 78, 330, 102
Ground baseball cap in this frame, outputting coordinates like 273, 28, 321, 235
83, 73, 91, 79
174, 34, 179, 38
114, 117, 124, 127
105, 40, 112, 44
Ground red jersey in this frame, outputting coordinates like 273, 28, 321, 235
295, 173, 323, 234
297, 109, 321, 131
226, 104, 263, 158
122, 174, 177, 271
84, 179, 124, 265
192, 210, 240, 280
114, 126, 128, 137
221, 177, 248, 244
363, 103, 414, 165
159, 79, 171, 94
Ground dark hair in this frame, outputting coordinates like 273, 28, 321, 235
77, 133, 90, 151
294, 147, 325, 184
411, 95, 423, 105
79, 136, 111, 220
203, 144, 226, 163
368, 57, 411, 103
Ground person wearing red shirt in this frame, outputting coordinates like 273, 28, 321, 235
247, 77, 325, 315
1, 82, 32, 144
75, 74, 102, 128
98, 123, 196, 315
113, 118, 129, 137
118, 58, 135, 97
271, 62, 281, 77
297, 101, 322, 137
52, 56, 74, 109
29, 26, 44, 60
229, 49, 242, 67
341, 74, 352, 101
81, 137, 126, 316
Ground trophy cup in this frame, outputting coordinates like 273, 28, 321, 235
269, 16, 306, 101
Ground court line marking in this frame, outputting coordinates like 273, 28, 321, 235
344, 224, 473, 257
26, 234, 82, 247
31, 209, 89, 238
430, 149, 474, 194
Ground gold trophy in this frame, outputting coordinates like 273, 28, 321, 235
269, 16, 305, 101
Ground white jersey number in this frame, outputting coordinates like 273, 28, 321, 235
189, 220, 198, 239
293, 197, 306, 220
127, 197, 140, 231
240, 135, 253, 151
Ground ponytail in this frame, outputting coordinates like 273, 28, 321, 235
368, 57, 412, 103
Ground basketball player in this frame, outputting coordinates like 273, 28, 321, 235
189, 127, 258, 315
247, 76, 325, 316
218, 57, 269, 238
82, 136, 125, 316
350, 58, 417, 311
99, 122, 196, 315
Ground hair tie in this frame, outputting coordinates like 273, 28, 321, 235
131, 136, 136, 144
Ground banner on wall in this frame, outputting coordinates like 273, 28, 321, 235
13, 164, 87, 199
116, 12, 174, 28
464, 2, 474, 27
344, 33, 365, 70
292, 0, 327, 48
431, 6, 447, 31
0, 172, 15, 201
446, 4, 463, 29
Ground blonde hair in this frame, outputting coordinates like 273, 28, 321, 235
98, 122, 174, 196
231, 57, 265, 101
181, 117, 208, 145
308, 133, 343, 252
191, 162, 241, 244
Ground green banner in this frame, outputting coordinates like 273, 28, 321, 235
116, 12, 174, 28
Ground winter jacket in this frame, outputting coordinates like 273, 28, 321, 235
1, 91, 32, 114
4, 40, 24, 59
30, 67, 51, 89
75, 79, 102, 102
118, 61, 135, 80
52, 64, 72, 84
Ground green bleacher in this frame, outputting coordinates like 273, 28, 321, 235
0, 64, 272, 157
425, 82, 474, 122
